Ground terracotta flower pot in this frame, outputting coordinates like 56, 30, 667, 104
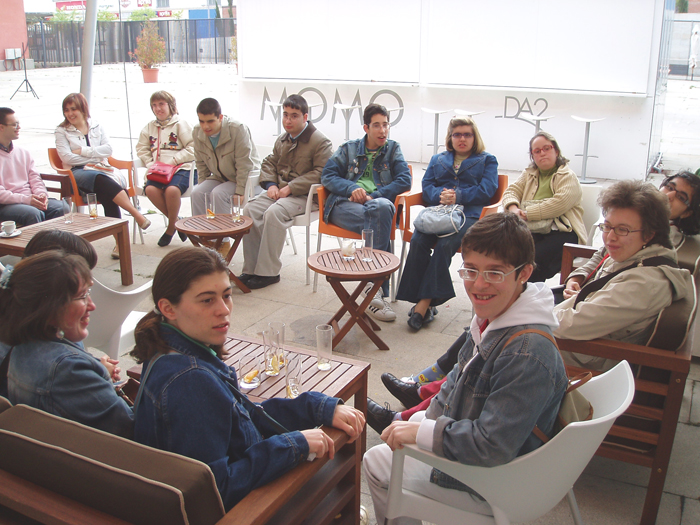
141, 68, 159, 83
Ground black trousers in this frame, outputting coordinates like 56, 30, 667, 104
529, 230, 579, 283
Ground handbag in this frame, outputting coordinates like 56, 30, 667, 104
520, 200, 555, 234
146, 127, 182, 185
413, 204, 466, 237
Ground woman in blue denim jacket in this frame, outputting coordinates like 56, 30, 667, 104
131, 247, 365, 511
396, 117, 498, 330
364, 214, 567, 524
0, 251, 133, 438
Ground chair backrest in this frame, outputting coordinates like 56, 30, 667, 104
646, 271, 697, 352
397, 361, 634, 524
83, 279, 153, 357
48, 147, 83, 204
244, 169, 261, 207
579, 184, 603, 244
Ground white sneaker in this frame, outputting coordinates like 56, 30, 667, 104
362, 284, 396, 322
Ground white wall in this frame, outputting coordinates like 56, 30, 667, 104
238, 0, 668, 181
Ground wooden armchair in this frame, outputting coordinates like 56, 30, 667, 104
39, 173, 72, 200
556, 243, 698, 525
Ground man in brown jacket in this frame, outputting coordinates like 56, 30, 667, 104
241, 94, 332, 289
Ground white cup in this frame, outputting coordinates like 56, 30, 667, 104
1, 221, 16, 235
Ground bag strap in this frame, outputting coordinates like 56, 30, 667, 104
155, 127, 161, 163
574, 256, 678, 307
0, 346, 13, 390
218, 374, 291, 435
132, 352, 168, 411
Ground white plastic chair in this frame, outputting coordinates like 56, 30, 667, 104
288, 183, 320, 285
83, 278, 153, 360
133, 157, 196, 235
384, 360, 635, 525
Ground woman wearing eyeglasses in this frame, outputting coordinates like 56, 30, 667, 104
659, 171, 700, 247
396, 117, 498, 331
0, 251, 134, 437
502, 131, 586, 283
554, 181, 689, 367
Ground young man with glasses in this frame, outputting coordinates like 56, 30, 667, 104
0, 107, 64, 226
363, 213, 567, 524
321, 103, 412, 321
241, 94, 332, 289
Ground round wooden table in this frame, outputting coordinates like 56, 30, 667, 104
308, 248, 400, 350
175, 214, 253, 293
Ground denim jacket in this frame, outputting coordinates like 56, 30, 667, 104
422, 151, 498, 219
423, 283, 567, 492
7, 338, 134, 438
133, 325, 340, 511
320, 137, 412, 223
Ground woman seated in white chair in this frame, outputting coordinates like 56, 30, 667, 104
136, 91, 195, 247
363, 213, 567, 524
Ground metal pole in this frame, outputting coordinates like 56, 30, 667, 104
80, 0, 99, 104
40, 20, 47, 68
432, 113, 439, 156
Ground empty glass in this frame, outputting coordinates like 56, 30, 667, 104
238, 350, 263, 389
316, 324, 333, 371
263, 329, 281, 376
63, 196, 73, 224
231, 195, 242, 221
285, 353, 302, 399
362, 229, 373, 262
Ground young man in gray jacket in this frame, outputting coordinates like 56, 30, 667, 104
191, 98, 260, 218
240, 94, 332, 289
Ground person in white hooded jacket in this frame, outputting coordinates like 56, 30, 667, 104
364, 213, 567, 524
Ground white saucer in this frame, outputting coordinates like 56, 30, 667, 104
0, 230, 21, 238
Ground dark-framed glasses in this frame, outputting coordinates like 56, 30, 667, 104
663, 180, 691, 207
532, 144, 554, 156
452, 132, 474, 140
458, 263, 525, 283
597, 224, 642, 236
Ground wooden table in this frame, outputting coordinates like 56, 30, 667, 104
308, 248, 400, 350
0, 213, 133, 285
175, 214, 253, 293
128, 333, 370, 525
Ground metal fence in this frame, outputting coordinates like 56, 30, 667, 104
27, 18, 237, 68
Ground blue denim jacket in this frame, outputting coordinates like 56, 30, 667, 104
7, 338, 134, 438
321, 137, 412, 223
426, 324, 567, 492
422, 151, 498, 219
133, 325, 340, 511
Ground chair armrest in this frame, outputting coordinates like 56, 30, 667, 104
479, 201, 501, 219
305, 184, 321, 215
560, 243, 597, 284
40, 173, 72, 199
396, 192, 424, 242
556, 337, 691, 373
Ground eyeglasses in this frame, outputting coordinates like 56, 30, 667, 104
663, 180, 691, 207
458, 263, 525, 283
369, 122, 390, 130
532, 144, 554, 156
2, 121, 19, 129
73, 288, 92, 304
597, 223, 643, 236
452, 132, 474, 140
282, 112, 303, 120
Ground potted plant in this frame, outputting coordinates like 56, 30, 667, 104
129, 21, 166, 83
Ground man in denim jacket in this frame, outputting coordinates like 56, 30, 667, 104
321, 104, 411, 321
363, 214, 567, 524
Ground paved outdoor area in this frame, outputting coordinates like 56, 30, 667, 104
1, 64, 700, 524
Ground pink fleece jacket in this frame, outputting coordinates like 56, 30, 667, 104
0, 145, 47, 205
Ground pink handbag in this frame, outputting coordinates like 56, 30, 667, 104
146, 128, 181, 184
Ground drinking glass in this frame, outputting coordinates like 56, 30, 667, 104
238, 351, 263, 389
87, 193, 98, 219
285, 354, 303, 399
204, 193, 216, 219
316, 324, 333, 371
63, 196, 73, 224
268, 321, 286, 368
231, 195, 242, 221
362, 229, 373, 262
263, 329, 281, 376
340, 238, 356, 261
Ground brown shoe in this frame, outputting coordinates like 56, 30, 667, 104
111, 245, 120, 260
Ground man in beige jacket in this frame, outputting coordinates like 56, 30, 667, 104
241, 94, 332, 289
191, 98, 260, 217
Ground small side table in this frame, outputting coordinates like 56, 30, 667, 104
572, 115, 605, 184
176, 215, 253, 293
308, 249, 400, 351
421, 107, 452, 157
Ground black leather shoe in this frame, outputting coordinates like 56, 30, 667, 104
367, 398, 397, 434
247, 275, 281, 289
177, 230, 187, 242
238, 273, 255, 285
157, 232, 173, 247
381, 373, 422, 409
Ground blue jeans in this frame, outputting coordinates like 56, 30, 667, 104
396, 216, 475, 306
0, 199, 65, 226
328, 197, 395, 296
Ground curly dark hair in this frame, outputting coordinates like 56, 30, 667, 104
599, 179, 672, 249
660, 170, 700, 236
